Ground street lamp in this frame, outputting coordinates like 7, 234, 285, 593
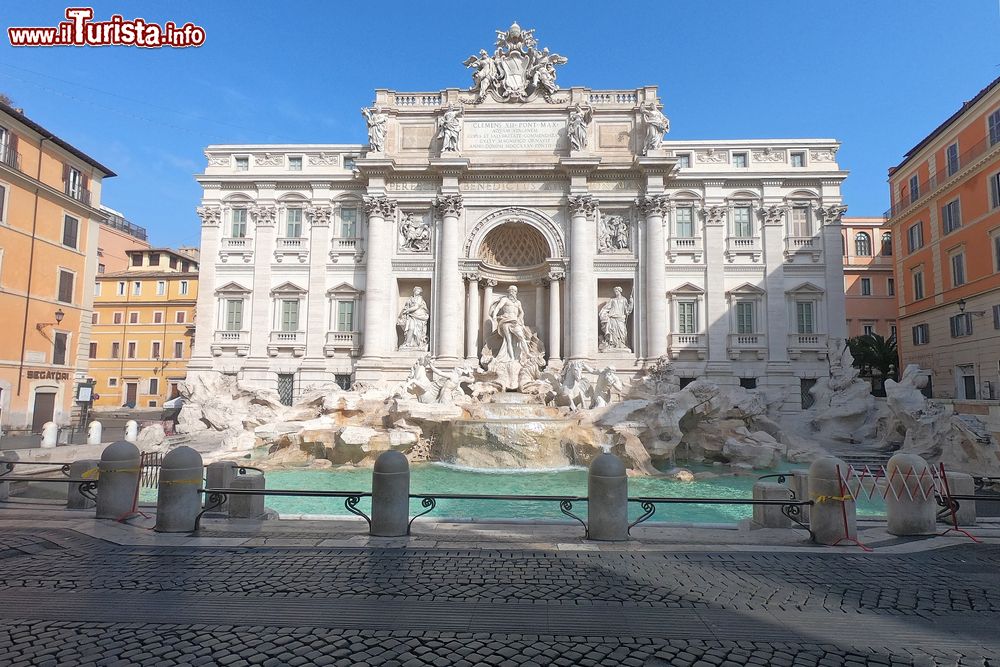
957, 298, 985, 317
36, 308, 66, 331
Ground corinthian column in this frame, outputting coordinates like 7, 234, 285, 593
360, 195, 396, 360
464, 272, 481, 362
638, 195, 669, 361
548, 270, 564, 362
568, 194, 598, 360
434, 194, 464, 363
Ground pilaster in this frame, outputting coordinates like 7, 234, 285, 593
434, 193, 465, 363
248, 193, 276, 359
637, 194, 669, 361
568, 193, 598, 360
305, 197, 332, 360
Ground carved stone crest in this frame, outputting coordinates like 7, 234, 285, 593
752, 147, 785, 163
462, 22, 568, 103
254, 153, 283, 167
696, 149, 727, 164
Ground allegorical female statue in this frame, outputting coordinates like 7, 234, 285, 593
361, 106, 389, 152
640, 103, 670, 154
436, 104, 463, 152
599, 286, 634, 350
567, 103, 592, 152
397, 286, 430, 350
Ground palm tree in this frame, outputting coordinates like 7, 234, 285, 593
847, 333, 899, 396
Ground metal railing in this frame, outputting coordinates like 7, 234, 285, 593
197, 488, 372, 530
65, 184, 92, 206
0, 144, 21, 170
100, 210, 148, 241
0, 460, 74, 478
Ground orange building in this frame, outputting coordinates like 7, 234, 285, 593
842, 217, 898, 339
886, 76, 1000, 400
0, 100, 114, 433
89, 247, 199, 409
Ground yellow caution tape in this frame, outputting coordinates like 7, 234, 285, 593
102, 467, 140, 474
81, 467, 100, 479
159, 478, 203, 485
813, 494, 853, 503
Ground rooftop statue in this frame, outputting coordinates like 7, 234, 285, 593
463, 22, 568, 103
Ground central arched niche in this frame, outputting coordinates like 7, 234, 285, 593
478, 221, 549, 268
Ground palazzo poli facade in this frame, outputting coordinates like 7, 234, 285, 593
189, 24, 849, 411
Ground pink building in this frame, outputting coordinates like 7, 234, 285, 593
842, 217, 898, 339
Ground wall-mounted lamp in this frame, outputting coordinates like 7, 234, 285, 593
36, 308, 66, 332
957, 298, 986, 317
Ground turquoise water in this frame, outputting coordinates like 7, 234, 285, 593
259, 464, 814, 524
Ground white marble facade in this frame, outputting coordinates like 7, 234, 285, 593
189, 25, 849, 410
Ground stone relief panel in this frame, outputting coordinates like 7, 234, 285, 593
399, 211, 432, 253
696, 148, 727, 164
752, 148, 786, 163
597, 211, 632, 253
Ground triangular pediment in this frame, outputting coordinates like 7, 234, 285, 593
270, 281, 307, 296
785, 281, 824, 295
327, 282, 363, 296
668, 282, 705, 295
215, 281, 251, 295
726, 282, 765, 296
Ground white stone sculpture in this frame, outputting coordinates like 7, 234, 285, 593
436, 104, 463, 152
399, 213, 430, 252
483, 285, 545, 391
590, 367, 624, 407
640, 103, 670, 154
808, 338, 876, 440
567, 103, 592, 151
361, 106, 389, 152
541, 360, 595, 410
463, 23, 567, 103
395, 356, 482, 405
598, 215, 630, 252
599, 287, 634, 351
397, 287, 430, 350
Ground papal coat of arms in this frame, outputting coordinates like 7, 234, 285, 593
463, 22, 568, 103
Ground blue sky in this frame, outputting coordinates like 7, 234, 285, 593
1, 1, 999, 247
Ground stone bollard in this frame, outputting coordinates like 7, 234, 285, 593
751, 482, 792, 529
154, 446, 204, 533
0, 454, 10, 502
808, 456, 857, 545
66, 459, 100, 510
204, 460, 238, 512
96, 441, 141, 520
228, 474, 266, 519
587, 453, 628, 541
87, 421, 103, 445
791, 470, 811, 524
885, 453, 937, 536
40, 422, 58, 448
941, 471, 976, 527
124, 420, 139, 443
371, 450, 410, 537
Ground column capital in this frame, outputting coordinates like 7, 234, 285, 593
433, 194, 465, 217
636, 194, 670, 217
758, 204, 788, 226
546, 268, 566, 283
305, 205, 333, 227
249, 204, 277, 227
567, 194, 599, 217
700, 204, 728, 226
362, 195, 398, 218
462, 271, 481, 284
815, 204, 848, 225
196, 205, 221, 227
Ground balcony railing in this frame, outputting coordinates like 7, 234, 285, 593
668, 333, 706, 359
0, 144, 21, 171
728, 333, 767, 360
324, 331, 362, 357
784, 236, 823, 262
211, 330, 249, 357
885, 133, 999, 219
100, 209, 148, 241
787, 333, 828, 359
332, 237, 363, 251
222, 237, 252, 249
65, 184, 92, 206
215, 330, 248, 344
667, 236, 704, 258
274, 237, 308, 263
725, 236, 762, 261
270, 331, 305, 344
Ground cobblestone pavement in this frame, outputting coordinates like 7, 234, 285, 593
0, 528, 997, 665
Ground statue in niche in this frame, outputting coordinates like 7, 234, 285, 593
436, 104, 464, 152
483, 285, 545, 391
599, 287, 634, 351
397, 286, 430, 350
598, 215, 630, 252
399, 213, 430, 252
567, 103, 592, 152
640, 103, 670, 155
361, 106, 389, 152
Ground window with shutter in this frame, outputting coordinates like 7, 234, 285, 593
174, 341, 184, 358
57, 270, 73, 303
790, 207, 810, 236
946, 143, 959, 176
735, 302, 754, 334
0, 183, 6, 222
678, 302, 696, 334
286, 208, 302, 237
675, 207, 694, 238
89, 342, 97, 359
231, 208, 248, 238
336, 301, 355, 332
909, 175, 919, 203
153, 311, 163, 324
732, 206, 752, 237
53, 332, 68, 365
795, 301, 815, 334
951, 253, 966, 286
280, 299, 300, 331
942, 200, 962, 234
993, 304, 1000, 330
225, 299, 243, 331
990, 110, 1000, 147
127, 342, 136, 359
151, 342, 161, 358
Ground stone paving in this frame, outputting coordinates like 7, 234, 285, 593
0, 525, 998, 665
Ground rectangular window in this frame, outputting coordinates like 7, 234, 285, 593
117, 281, 126, 296
148, 252, 160, 266
912, 323, 930, 345
863, 324, 875, 337
280, 299, 300, 332
52, 332, 68, 365
739, 377, 757, 390
675, 206, 694, 238
913, 270, 925, 300
288, 156, 302, 171
66, 166, 83, 200
235, 156, 249, 171
949, 313, 973, 338
890, 325, 897, 339
732, 152, 748, 168
676, 153, 691, 169
909, 174, 920, 203
156, 281, 166, 296
990, 109, 1000, 147
108, 377, 118, 387
131, 253, 143, 267
790, 207, 810, 236
176, 311, 186, 324
887, 277, 895, 296
942, 199, 962, 234
174, 341, 184, 358
994, 304, 1000, 330
225, 299, 244, 331
62, 215, 79, 249
677, 302, 696, 334
336, 301, 355, 332
88, 342, 97, 359
861, 277, 872, 296
795, 301, 815, 334
149, 378, 159, 395
153, 311, 163, 324
343, 156, 356, 170
132, 281, 141, 296
57, 270, 74, 303
151, 341, 161, 358
98, 263, 105, 274
129, 312, 139, 324
732, 206, 752, 237
907, 223, 924, 252
341, 207, 358, 237
735, 301, 754, 334
991, 173, 1000, 210
127, 342, 136, 359
113, 312, 122, 325
93, 282, 101, 296
91, 312, 98, 325
790, 152, 805, 168
286, 208, 303, 238
177, 281, 189, 297
335, 374, 353, 390
231, 208, 248, 238
110, 342, 120, 359
952, 252, 966, 286
946, 142, 959, 176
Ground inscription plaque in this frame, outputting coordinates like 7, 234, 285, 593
464, 120, 563, 151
